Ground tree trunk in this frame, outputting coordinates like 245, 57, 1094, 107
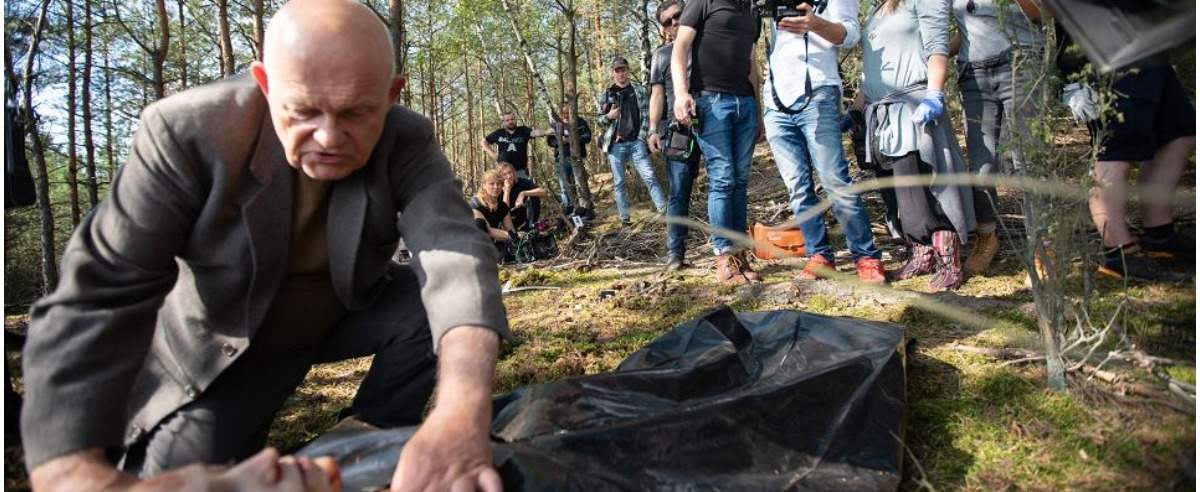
498, 0, 566, 121
217, 0, 235, 77
640, 0, 652, 77
177, 0, 188, 88
389, 0, 406, 79
465, 55, 477, 176
154, 0, 169, 99
253, 0, 265, 60
66, 0, 81, 225
104, 44, 116, 181
18, 0, 58, 293
564, 2, 584, 165
83, 0, 98, 206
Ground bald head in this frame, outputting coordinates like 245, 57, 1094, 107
264, 0, 395, 80
251, 0, 405, 181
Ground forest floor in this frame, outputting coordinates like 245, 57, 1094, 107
4, 130, 1196, 491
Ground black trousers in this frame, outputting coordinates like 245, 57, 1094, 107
884, 152, 954, 245
120, 263, 437, 476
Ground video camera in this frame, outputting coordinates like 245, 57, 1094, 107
754, 0, 827, 21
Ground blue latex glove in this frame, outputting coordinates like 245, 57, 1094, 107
910, 89, 945, 125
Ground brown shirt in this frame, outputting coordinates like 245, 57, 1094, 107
250, 170, 346, 357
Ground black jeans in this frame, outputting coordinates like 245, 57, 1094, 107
885, 152, 954, 245
120, 263, 437, 476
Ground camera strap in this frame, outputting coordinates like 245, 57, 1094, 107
767, 27, 814, 115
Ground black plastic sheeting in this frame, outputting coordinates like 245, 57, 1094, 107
298, 306, 907, 491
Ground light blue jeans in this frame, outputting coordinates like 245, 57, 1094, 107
765, 86, 881, 262
694, 91, 758, 254
607, 140, 666, 220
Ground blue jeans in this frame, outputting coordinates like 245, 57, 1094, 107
666, 156, 699, 257
765, 86, 880, 262
694, 91, 758, 254
554, 154, 593, 209
607, 140, 667, 220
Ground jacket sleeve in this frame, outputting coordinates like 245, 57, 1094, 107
388, 115, 513, 353
21, 105, 203, 469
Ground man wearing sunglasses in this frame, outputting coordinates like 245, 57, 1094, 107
649, 0, 702, 271
761, 1, 886, 284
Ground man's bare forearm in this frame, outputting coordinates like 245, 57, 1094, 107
30, 449, 136, 492
431, 326, 499, 426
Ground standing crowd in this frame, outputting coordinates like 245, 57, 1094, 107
478, 0, 1195, 288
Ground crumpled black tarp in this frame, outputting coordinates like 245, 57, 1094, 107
298, 306, 907, 491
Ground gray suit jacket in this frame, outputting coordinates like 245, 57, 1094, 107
20, 76, 511, 469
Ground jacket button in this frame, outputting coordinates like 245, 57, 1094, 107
222, 343, 238, 357
184, 385, 198, 399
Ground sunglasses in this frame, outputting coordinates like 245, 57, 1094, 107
660, 11, 681, 27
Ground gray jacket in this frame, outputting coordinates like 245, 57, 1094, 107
20, 76, 511, 469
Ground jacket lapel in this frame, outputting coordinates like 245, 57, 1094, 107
328, 169, 366, 309
242, 115, 294, 336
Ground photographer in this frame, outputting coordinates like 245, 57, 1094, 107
671, 0, 762, 284
598, 56, 668, 226
762, 0, 886, 284
648, 0, 702, 271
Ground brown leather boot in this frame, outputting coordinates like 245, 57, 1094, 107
715, 255, 746, 284
964, 231, 1000, 276
734, 251, 761, 282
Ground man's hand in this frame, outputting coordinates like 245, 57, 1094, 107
391, 326, 501, 492
391, 406, 500, 492
514, 192, 526, 209
777, 5, 826, 35
605, 107, 621, 121
673, 94, 696, 126
648, 132, 662, 153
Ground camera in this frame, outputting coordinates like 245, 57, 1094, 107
754, 0, 827, 21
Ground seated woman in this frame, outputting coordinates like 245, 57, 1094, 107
860, 0, 976, 291
496, 161, 549, 231
471, 170, 517, 254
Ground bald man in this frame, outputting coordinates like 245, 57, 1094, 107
20, 1, 510, 490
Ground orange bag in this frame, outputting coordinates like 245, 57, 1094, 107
750, 222, 806, 260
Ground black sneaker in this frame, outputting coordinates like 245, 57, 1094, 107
1141, 232, 1195, 263
1098, 253, 1190, 282
579, 207, 596, 221
666, 255, 687, 271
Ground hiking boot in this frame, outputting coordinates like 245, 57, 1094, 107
1098, 252, 1184, 282
666, 254, 688, 272
797, 255, 836, 281
930, 230, 964, 291
716, 255, 748, 284
1141, 232, 1195, 263
734, 252, 761, 282
856, 257, 887, 284
895, 243, 936, 280
964, 232, 1000, 276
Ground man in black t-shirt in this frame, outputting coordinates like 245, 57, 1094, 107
480, 112, 553, 179
649, 0, 702, 272
497, 161, 549, 231
672, 0, 762, 284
